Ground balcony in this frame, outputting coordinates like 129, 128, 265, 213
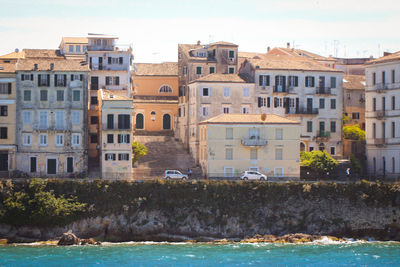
315, 131, 331, 141
286, 107, 319, 115
90, 64, 104, 71
315, 87, 332, 95
273, 85, 293, 94
102, 124, 132, 131
241, 137, 268, 147
376, 110, 386, 119
372, 138, 386, 146
374, 83, 389, 92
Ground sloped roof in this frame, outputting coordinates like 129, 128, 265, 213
343, 75, 366, 90
0, 62, 16, 73
0, 51, 24, 59
199, 113, 300, 125
134, 62, 177, 76
101, 89, 132, 101
0, 49, 64, 60
246, 54, 342, 73
268, 47, 336, 62
16, 58, 89, 71
366, 51, 400, 65
190, 73, 249, 83
209, 41, 238, 47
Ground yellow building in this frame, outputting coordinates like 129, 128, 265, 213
132, 62, 178, 132
0, 62, 17, 175
199, 114, 300, 179
99, 90, 133, 180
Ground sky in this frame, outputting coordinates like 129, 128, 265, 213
0, 0, 399, 63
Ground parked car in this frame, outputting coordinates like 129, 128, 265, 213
164, 170, 188, 180
240, 171, 267, 181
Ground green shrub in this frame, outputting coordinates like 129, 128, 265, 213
343, 124, 365, 141
301, 150, 338, 173
132, 141, 148, 165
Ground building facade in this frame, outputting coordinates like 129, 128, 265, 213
343, 75, 366, 129
132, 62, 178, 132
365, 52, 400, 179
59, 37, 88, 60
199, 114, 300, 178
15, 57, 89, 177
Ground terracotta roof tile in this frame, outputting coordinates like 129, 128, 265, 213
190, 73, 249, 83
22, 49, 64, 59
16, 58, 89, 71
61, 37, 88, 44
101, 90, 132, 101
199, 113, 300, 125
209, 41, 238, 47
366, 51, 400, 65
343, 75, 366, 90
0, 51, 24, 59
134, 62, 177, 76
0, 62, 16, 73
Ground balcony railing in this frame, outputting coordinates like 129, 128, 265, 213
374, 83, 389, 92
286, 107, 319, 115
102, 124, 131, 130
273, 85, 290, 93
317, 131, 331, 138
315, 87, 332, 95
241, 137, 268, 147
372, 138, 386, 145
376, 110, 386, 119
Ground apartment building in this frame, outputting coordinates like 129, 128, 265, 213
86, 34, 133, 162
0, 63, 17, 175
240, 54, 344, 157
99, 90, 133, 180
59, 37, 88, 60
343, 75, 366, 128
132, 62, 178, 132
15, 57, 89, 177
187, 73, 254, 162
199, 114, 300, 178
177, 41, 238, 147
365, 52, 400, 179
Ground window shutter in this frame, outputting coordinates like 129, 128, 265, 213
8, 83, 12, 94
116, 76, 120, 85
21, 74, 25, 81
108, 57, 111, 64
38, 74, 41, 86
71, 74, 74, 81
119, 57, 123, 64
113, 154, 116, 160
266, 75, 270, 86
63, 74, 66, 85
118, 154, 121, 160
54, 74, 58, 86
118, 134, 121, 143
259, 75, 263, 86
267, 97, 271, 107
30, 74, 33, 81
312, 77, 315, 87
106, 77, 110, 85
295, 76, 298, 86
125, 115, 130, 128
80, 74, 83, 81
47, 74, 50, 86
105, 154, 107, 160
127, 134, 130, 143
258, 97, 261, 107
275, 75, 279, 86
274, 97, 278, 108
282, 76, 286, 88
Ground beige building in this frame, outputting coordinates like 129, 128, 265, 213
99, 90, 133, 180
187, 73, 254, 162
365, 52, 400, 179
0, 62, 17, 175
343, 75, 366, 129
59, 37, 88, 60
15, 56, 89, 177
199, 114, 300, 178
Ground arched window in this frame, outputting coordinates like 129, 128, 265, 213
159, 85, 172, 93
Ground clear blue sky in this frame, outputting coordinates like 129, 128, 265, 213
0, 0, 399, 62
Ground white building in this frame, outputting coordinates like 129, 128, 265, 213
240, 54, 344, 156
365, 52, 400, 179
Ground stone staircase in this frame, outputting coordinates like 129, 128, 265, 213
133, 133, 202, 180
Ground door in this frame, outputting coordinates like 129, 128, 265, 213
30, 157, 37, 173
163, 114, 171, 130
307, 98, 313, 113
47, 159, 57, 175
90, 76, 99, 90
98, 57, 103, 70
136, 113, 144, 129
0, 152, 8, 171
67, 157, 73, 173
319, 76, 325, 88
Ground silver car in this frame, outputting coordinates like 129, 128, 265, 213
240, 171, 267, 181
164, 170, 188, 180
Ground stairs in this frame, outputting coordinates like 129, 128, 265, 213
133, 133, 202, 180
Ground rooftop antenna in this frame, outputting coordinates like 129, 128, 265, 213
378, 44, 381, 57
208, 34, 214, 44
333, 40, 339, 57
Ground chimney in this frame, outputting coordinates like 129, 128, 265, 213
286, 42, 290, 49
34, 64, 38, 70
15, 48, 19, 53
197, 40, 201, 45
267, 46, 270, 53
50, 63, 54, 70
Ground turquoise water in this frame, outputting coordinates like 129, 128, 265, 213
1, 242, 400, 266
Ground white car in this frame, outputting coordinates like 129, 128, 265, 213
164, 170, 188, 180
240, 171, 267, 181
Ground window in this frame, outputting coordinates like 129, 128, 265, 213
225, 148, 233, 160
0, 127, 7, 139
276, 128, 283, 140
69, 45, 73, 52
243, 88, 250, 97
21, 74, 33, 81
223, 107, 230, 114
201, 106, 209, 117
159, 85, 172, 93
183, 66, 187, 75
107, 114, 114, 129
40, 90, 48, 101
118, 114, 130, 129
39, 111, 48, 129
67, 157, 74, 173
209, 66, 215, 74
392, 121, 396, 138
30, 157, 37, 173
250, 149, 257, 160
90, 134, 98, 143
196, 66, 202, 75
23, 134, 31, 146
72, 134, 80, 146
107, 134, 114, 143
373, 72, 376, 85
118, 134, 130, 144
259, 75, 270, 86
105, 153, 116, 161
229, 50, 235, 59
305, 76, 315, 87
319, 99, 325, 109
275, 148, 283, 160
258, 97, 267, 107
224, 167, 234, 178
91, 96, 98, 105
38, 74, 49, 87
55, 111, 65, 129
56, 90, 64, 101
330, 77, 336, 88
223, 87, 230, 97
55, 134, 64, 146
330, 147, 336, 155
249, 128, 259, 139
226, 128, 233, 140
288, 76, 298, 87
0, 106, 7, 116
90, 116, 98, 124
330, 99, 336, 109
373, 97, 377, 111
72, 111, 80, 125
382, 71, 386, 84
392, 70, 396, 84
242, 106, 250, 114
75, 45, 80, 52
72, 90, 80, 101
0, 83, 11, 95
105, 76, 120, 86
202, 87, 209, 96
392, 96, 396, 110
309, 147, 314, 152
330, 121, 336, 133
118, 154, 129, 161
55, 74, 66, 87
39, 134, 47, 146
319, 121, 325, 132
228, 67, 234, 74
373, 123, 376, 138
307, 121, 313, 132
24, 90, 31, 101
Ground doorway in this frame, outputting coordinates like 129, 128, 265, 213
163, 114, 171, 130
136, 113, 144, 130
47, 158, 57, 175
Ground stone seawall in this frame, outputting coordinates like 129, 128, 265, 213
0, 180, 399, 242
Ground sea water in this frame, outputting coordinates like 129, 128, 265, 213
0, 241, 399, 266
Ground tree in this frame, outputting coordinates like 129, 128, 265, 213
132, 141, 148, 165
343, 124, 365, 141
343, 114, 350, 125
300, 150, 338, 173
